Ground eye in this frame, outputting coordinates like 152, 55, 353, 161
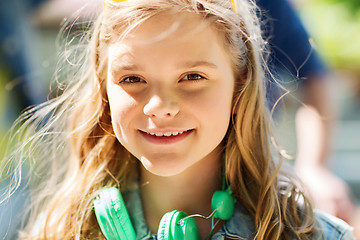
119, 76, 146, 84
180, 73, 206, 81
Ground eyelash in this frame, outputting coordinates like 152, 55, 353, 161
180, 73, 206, 82
118, 75, 146, 84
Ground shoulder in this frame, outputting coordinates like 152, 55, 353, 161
313, 210, 356, 240
214, 204, 356, 240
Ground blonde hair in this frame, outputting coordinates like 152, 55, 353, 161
2, 0, 316, 239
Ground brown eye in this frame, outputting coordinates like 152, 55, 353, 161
119, 76, 146, 84
181, 73, 205, 81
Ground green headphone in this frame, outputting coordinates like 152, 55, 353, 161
93, 187, 235, 240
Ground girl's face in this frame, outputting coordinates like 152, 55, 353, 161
106, 12, 235, 176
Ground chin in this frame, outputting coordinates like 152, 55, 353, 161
140, 156, 188, 177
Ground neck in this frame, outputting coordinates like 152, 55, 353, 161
140, 151, 223, 238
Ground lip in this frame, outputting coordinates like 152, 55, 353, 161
139, 129, 194, 144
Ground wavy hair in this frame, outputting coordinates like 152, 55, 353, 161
1, 0, 316, 239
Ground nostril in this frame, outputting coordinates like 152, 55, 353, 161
143, 96, 179, 118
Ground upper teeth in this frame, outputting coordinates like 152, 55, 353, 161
148, 131, 184, 136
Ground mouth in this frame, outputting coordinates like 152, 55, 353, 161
139, 129, 194, 144
145, 130, 190, 136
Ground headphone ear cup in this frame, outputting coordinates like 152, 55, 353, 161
158, 210, 200, 240
211, 190, 235, 220
93, 190, 120, 240
93, 187, 136, 240
157, 210, 173, 240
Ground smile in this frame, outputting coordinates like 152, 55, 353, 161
139, 129, 194, 144
146, 131, 187, 137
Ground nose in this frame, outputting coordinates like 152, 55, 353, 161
143, 93, 179, 118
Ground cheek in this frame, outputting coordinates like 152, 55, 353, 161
107, 87, 138, 136
191, 86, 233, 119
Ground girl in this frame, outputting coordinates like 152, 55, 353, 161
2, 0, 355, 239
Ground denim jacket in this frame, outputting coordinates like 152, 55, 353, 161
123, 188, 355, 240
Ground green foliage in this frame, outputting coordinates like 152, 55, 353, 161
0, 66, 10, 161
297, 0, 360, 71
325, 0, 360, 15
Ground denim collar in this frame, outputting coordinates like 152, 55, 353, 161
123, 187, 256, 240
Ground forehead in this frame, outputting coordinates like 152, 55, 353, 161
125, 11, 214, 41
108, 11, 231, 67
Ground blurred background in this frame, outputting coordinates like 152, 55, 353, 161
0, 0, 360, 238
277, 0, 360, 200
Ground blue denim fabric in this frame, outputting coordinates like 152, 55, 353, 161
123, 188, 355, 240
313, 210, 355, 240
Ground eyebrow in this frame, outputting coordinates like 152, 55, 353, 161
110, 60, 144, 72
176, 60, 218, 69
